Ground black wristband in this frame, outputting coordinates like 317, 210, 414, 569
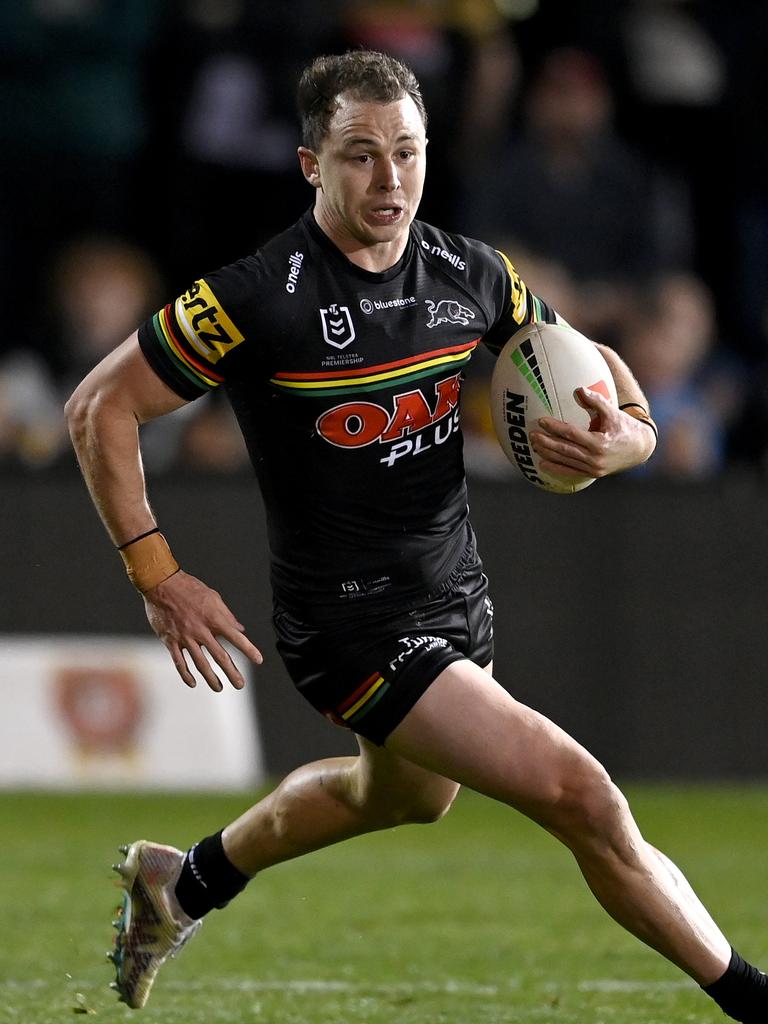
117, 527, 160, 551
618, 402, 649, 415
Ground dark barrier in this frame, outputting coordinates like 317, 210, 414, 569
3, 470, 767, 779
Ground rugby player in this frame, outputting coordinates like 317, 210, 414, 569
66, 49, 765, 1021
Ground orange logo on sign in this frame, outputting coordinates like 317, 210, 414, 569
55, 669, 144, 755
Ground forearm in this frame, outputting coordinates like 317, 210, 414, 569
65, 335, 188, 548
595, 342, 649, 409
66, 388, 155, 547
65, 337, 262, 690
595, 342, 657, 463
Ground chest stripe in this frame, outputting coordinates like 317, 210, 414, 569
270, 338, 479, 395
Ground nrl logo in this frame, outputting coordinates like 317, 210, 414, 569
320, 304, 356, 349
425, 299, 475, 329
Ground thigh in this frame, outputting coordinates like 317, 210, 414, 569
385, 658, 607, 827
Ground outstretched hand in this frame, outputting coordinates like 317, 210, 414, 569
529, 387, 656, 482
143, 570, 263, 692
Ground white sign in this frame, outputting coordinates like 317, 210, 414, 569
0, 636, 263, 790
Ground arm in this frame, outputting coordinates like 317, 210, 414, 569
529, 342, 657, 481
65, 333, 263, 691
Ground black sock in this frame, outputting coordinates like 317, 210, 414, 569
703, 949, 768, 1022
174, 830, 250, 920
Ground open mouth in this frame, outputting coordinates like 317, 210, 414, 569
369, 206, 404, 224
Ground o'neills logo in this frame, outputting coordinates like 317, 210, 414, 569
285, 250, 304, 293
420, 238, 466, 271
503, 389, 544, 486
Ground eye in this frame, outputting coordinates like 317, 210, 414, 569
355, 154, 371, 164
399, 150, 415, 160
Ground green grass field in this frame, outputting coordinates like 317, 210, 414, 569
2, 785, 767, 1024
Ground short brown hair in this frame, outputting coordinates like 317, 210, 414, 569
297, 50, 427, 151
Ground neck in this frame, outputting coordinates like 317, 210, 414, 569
312, 203, 409, 273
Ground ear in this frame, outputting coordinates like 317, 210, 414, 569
298, 147, 321, 189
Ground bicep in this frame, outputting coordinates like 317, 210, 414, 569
68, 332, 192, 425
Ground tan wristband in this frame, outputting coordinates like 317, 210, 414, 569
619, 402, 659, 442
119, 531, 180, 593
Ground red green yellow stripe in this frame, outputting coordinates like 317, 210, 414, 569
338, 672, 390, 722
346, 680, 390, 724
275, 339, 478, 382
271, 339, 479, 396
154, 306, 223, 389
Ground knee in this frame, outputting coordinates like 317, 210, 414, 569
401, 784, 460, 825
547, 763, 631, 852
362, 781, 460, 828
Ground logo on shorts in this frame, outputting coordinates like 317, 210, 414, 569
425, 299, 475, 329
388, 635, 450, 673
320, 304, 356, 349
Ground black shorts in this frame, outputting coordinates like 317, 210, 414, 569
272, 546, 494, 746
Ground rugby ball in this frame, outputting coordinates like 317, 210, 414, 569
490, 321, 617, 493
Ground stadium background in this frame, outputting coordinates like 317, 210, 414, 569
1, 0, 767, 783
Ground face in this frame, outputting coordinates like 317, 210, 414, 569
299, 93, 427, 267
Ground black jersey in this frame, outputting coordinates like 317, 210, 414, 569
138, 209, 555, 618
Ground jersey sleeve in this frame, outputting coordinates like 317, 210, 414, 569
138, 264, 251, 400
481, 249, 559, 357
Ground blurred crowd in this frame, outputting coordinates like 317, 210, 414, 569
2, 0, 768, 481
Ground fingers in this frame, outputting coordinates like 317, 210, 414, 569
530, 425, 604, 475
165, 636, 250, 692
537, 388, 616, 441
168, 642, 198, 689
219, 624, 264, 667
168, 640, 223, 692
533, 389, 649, 477
532, 389, 617, 477
145, 573, 264, 692
574, 385, 611, 414
185, 640, 226, 693
531, 429, 610, 479
199, 634, 251, 690
166, 630, 262, 693
536, 413, 604, 448
207, 640, 245, 691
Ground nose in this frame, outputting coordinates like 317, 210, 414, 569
376, 157, 401, 192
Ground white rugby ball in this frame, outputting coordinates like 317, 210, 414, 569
490, 321, 617, 493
